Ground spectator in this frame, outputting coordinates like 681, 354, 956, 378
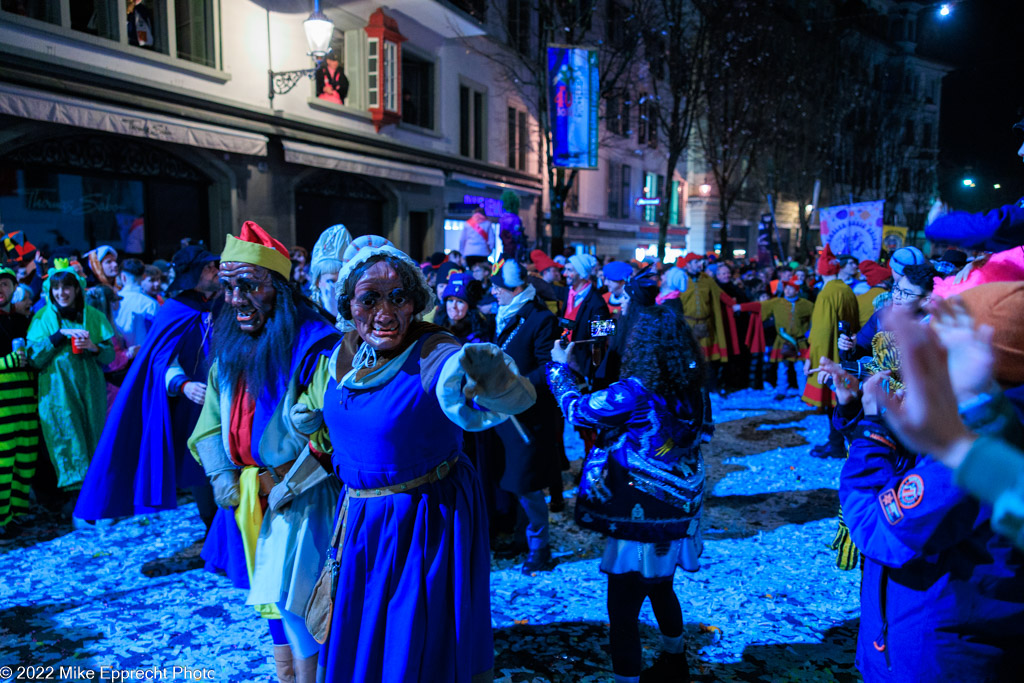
817, 316, 1024, 681
27, 264, 115, 517
142, 264, 165, 305
460, 209, 495, 264
115, 258, 159, 349
736, 277, 813, 400
548, 305, 710, 683
85, 245, 119, 290
557, 253, 611, 383
491, 261, 564, 569
601, 260, 632, 318
470, 259, 491, 287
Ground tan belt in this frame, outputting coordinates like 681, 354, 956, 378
347, 456, 459, 499
257, 460, 296, 497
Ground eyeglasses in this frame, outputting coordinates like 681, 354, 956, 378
891, 285, 922, 301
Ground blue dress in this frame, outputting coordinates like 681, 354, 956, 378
322, 332, 493, 682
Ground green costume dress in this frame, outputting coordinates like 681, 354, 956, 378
28, 270, 115, 490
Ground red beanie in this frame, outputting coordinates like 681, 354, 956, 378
240, 221, 290, 260
859, 260, 892, 287
816, 244, 840, 276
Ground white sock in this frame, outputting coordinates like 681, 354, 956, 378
662, 632, 686, 654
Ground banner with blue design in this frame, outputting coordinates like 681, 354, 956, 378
818, 200, 885, 262
547, 46, 599, 169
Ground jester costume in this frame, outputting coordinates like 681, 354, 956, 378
0, 267, 37, 529
27, 264, 115, 489
677, 273, 734, 362
801, 279, 859, 409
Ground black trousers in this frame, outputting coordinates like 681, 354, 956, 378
607, 571, 684, 676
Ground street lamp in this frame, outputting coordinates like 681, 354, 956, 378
268, 4, 335, 105
962, 177, 975, 188
938, 4, 952, 18
698, 183, 712, 196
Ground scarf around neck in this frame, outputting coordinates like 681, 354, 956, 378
496, 283, 536, 335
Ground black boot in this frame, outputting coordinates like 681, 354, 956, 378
640, 650, 689, 683
521, 544, 552, 574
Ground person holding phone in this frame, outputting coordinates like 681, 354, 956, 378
549, 305, 711, 683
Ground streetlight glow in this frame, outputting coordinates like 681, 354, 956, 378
994, 183, 1002, 189
962, 177, 975, 187
939, 4, 952, 17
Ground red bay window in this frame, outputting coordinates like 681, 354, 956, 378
364, 8, 405, 132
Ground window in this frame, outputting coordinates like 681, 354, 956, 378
1, 0, 59, 25
1, 0, 218, 67
383, 40, 398, 112
643, 172, 661, 222
922, 122, 933, 148
606, 0, 627, 48
507, 107, 528, 170
607, 161, 619, 218
606, 97, 620, 135
565, 177, 580, 214
638, 95, 656, 147
619, 164, 632, 219
174, 0, 215, 66
507, 0, 530, 53
368, 39, 380, 108
316, 34, 350, 105
904, 119, 915, 145
460, 85, 485, 160
402, 52, 434, 129
669, 180, 680, 225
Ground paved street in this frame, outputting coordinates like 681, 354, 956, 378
1, 391, 861, 682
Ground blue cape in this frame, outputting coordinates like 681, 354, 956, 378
76, 297, 212, 520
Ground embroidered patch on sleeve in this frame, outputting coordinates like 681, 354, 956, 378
879, 488, 904, 525
897, 474, 924, 509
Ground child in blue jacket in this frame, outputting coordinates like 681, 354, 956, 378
830, 368, 1024, 682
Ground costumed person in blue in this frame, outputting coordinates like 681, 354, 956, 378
308, 224, 353, 320
547, 305, 711, 683
292, 243, 536, 682
74, 246, 222, 567
816, 349, 1024, 682
187, 222, 341, 683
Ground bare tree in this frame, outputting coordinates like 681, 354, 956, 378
643, 0, 707, 261
692, 0, 781, 259
458, 0, 647, 255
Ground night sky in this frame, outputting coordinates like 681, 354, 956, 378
918, 0, 1024, 212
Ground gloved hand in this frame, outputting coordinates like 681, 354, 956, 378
461, 343, 536, 415
211, 470, 240, 508
290, 402, 324, 435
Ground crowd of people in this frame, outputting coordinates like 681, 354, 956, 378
2, 119, 1024, 682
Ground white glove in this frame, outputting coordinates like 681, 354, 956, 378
461, 343, 536, 415
290, 402, 324, 436
211, 470, 240, 508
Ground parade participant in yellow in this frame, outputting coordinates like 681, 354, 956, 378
803, 245, 860, 457
734, 276, 814, 400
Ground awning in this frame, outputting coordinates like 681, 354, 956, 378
282, 140, 445, 187
0, 82, 268, 156
449, 172, 542, 196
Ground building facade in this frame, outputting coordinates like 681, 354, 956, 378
0, 0, 542, 261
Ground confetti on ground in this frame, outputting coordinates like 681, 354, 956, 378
1, 389, 862, 682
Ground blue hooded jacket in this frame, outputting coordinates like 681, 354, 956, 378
837, 407, 1024, 681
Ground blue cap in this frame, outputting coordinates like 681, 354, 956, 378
602, 260, 633, 283
441, 273, 471, 302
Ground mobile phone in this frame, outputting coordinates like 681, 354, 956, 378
590, 319, 616, 337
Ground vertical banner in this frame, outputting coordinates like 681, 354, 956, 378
547, 46, 599, 169
818, 200, 884, 262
